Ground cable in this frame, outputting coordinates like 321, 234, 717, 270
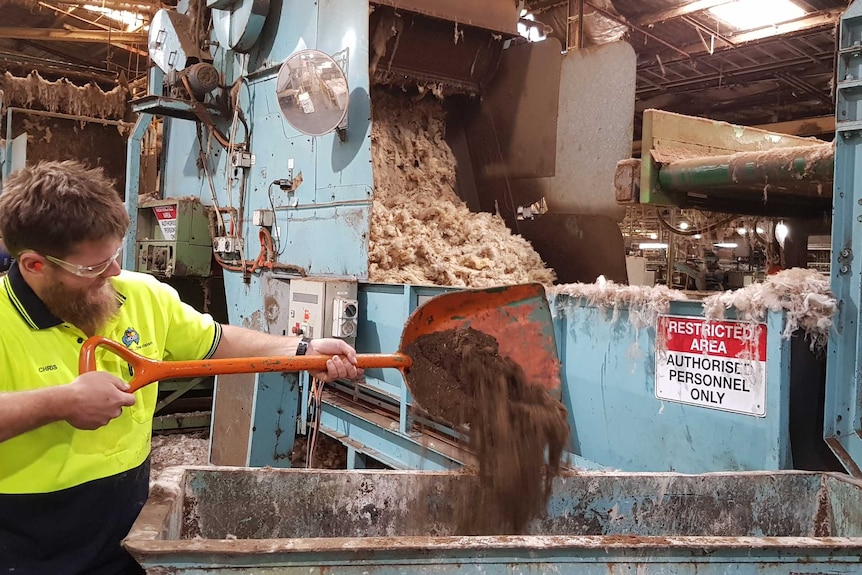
307, 377, 323, 468
657, 208, 736, 237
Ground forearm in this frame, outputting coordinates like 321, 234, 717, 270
0, 387, 70, 443
210, 324, 304, 359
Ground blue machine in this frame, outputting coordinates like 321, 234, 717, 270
128, 0, 861, 479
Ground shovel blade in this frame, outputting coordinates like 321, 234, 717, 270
401, 283, 561, 395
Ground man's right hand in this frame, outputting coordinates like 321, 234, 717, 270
62, 372, 137, 430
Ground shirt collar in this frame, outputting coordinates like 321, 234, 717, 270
3, 262, 127, 330
4, 262, 62, 329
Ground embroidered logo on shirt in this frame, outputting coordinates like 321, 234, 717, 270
122, 327, 140, 348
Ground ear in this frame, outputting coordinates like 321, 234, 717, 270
18, 252, 46, 275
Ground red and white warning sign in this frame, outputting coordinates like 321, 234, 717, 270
152, 205, 178, 241
655, 316, 767, 417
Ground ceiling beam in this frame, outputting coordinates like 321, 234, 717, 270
0, 28, 147, 44
634, 0, 736, 27
0, 57, 117, 84
48, 0, 157, 12
645, 9, 841, 63
631, 115, 835, 155
725, 9, 842, 45
37, 2, 148, 56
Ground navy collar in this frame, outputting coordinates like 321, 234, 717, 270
4, 262, 63, 329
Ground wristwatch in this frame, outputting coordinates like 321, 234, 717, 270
295, 337, 312, 356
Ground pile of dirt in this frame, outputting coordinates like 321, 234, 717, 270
404, 327, 569, 535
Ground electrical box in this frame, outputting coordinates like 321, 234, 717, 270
287, 279, 358, 345
136, 198, 212, 277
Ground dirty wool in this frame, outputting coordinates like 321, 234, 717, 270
702, 267, 837, 350
1, 71, 128, 120
368, 89, 555, 287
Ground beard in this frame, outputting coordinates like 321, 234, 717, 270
40, 276, 120, 335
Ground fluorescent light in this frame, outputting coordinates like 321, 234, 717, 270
775, 222, 789, 247
83, 5, 146, 31
709, 0, 806, 31
715, 242, 738, 249
517, 13, 547, 42
639, 243, 668, 250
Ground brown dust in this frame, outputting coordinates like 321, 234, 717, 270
404, 327, 570, 535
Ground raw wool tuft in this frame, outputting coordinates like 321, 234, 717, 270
150, 431, 209, 484
702, 268, 837, 350
1, 71, 128, 120
551, 276, 688, 329
368, 89, 555, 287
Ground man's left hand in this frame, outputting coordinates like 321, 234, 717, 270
308, 338, 362, 382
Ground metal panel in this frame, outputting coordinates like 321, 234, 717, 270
518, 214, 628, 284
515, 41, 635, 219
552, 298, 792, 472
373, 0, 519, 35
248, 372, 300, 467
826, 0, 862, 477
9, 132, 26, 174
468, 38, 562, 179
127, 467, 862, 574
210, 373, 256, 466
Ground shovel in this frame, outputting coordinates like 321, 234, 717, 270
79, 283, 560, 395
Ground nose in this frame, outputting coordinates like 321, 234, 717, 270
102, 257, 122, 278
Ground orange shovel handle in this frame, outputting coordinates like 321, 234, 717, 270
79, 336, 411, 393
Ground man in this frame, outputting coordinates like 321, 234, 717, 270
0, 161, 361, 574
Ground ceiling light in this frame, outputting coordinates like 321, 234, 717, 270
775, 221, 789, 247
693, 234, 702, 239
709, 0, 805, 32
678, 222, 690, 230
715, 242, 739, 249
639, 243, 668, 250
83, 5, 146, 32
737, 227, 747, 235
649, 233, 658, 240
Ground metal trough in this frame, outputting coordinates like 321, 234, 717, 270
127, 467, 862, 573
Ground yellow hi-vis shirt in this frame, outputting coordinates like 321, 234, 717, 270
0, 266, 221, 494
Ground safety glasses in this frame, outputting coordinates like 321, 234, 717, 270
43, 246, 122, 278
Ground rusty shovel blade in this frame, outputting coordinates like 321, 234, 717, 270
400, 282, 561, 396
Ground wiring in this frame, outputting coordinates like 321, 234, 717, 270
657, 208, 736, 237
306, 377, 323, 468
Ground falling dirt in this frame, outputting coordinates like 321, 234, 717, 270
403, 327, 570, 535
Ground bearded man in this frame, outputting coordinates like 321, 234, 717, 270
0, 161, 361, 574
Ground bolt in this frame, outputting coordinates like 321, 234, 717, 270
841, 264, 851, 274
841, 249, 852, 258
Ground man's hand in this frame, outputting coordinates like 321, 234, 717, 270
307, 338, 362, 382
61, 372, 137, 430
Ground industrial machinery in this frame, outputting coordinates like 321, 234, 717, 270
126, 0, 858, 473
121, 0, 862, 570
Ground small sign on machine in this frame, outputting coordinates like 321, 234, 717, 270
152, 205, 178, 241
655, 316, 767, 417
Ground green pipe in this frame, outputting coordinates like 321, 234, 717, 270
657, 143, 834, 196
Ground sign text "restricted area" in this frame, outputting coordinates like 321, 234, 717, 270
655, 316, 767, 417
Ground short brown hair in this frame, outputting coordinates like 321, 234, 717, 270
0, 160, 130, 257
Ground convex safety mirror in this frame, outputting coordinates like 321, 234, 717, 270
276, 49, 349, 137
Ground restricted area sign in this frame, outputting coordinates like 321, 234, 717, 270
152, 205, 177, 241
655, 316, 767, 417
